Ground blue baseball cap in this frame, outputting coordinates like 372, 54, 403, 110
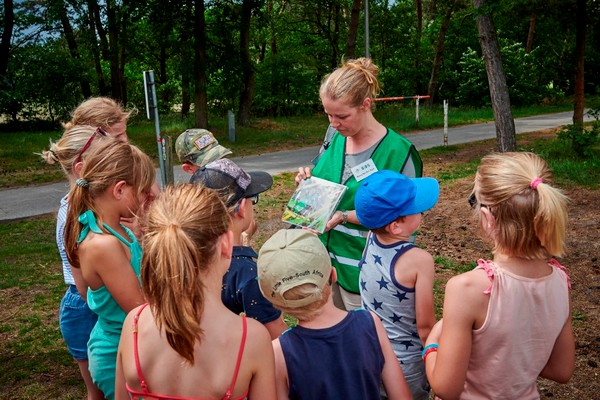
355, 170, 440, 229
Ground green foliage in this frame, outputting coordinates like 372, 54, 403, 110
456, 39, 564, 107
557, 123, 600, 158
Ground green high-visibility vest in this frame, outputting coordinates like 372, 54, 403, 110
312, 128, 422, 293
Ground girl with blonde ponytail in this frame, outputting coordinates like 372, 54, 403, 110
425, 152, 575, 399
115, 184, 276, 400
63, 139, 155, 400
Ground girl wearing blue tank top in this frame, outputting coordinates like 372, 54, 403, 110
64, 139, 156, 400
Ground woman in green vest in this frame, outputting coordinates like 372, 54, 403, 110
295, 57, 423, 310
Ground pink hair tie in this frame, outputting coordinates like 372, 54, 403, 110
530, 177, 543, 190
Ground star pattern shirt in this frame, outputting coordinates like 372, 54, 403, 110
222, 246, 282, 324
359, 233, 423, 364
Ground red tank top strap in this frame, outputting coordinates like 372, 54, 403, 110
548, 258, 571, 289
475, 259, 495, 294
223, 315, 248, 400
133, 303, 151, 394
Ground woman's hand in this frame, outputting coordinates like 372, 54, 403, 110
325, 210, 345, 232
294, 166, 312, 185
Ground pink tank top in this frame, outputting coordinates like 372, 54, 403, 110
126, 304, 249, 400
460, 259, 570, 400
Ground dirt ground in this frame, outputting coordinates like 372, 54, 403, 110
255, 129, 600, 399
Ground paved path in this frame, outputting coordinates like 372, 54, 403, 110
0, 111, 590, 221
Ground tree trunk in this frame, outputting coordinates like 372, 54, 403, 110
525, 11, 536, 53
0, 0, 14, 79
55, 0, 92, 97
237, 0, 257, 126
106, 0, 122, 101
573, 0, 586, 125
180, 0, 193, 118
346, 0, 362, 59
426, 0, 456, 106
473, 0, 516, 152
415, 0, 423, 94
193, 0, 209, 128
86, 0, 108, 95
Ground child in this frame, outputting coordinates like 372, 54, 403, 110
63, 139, 155, 400
355, 170, 439, 400
257, 229, 412, 400
424, 152, 575, 399
43, 97, 133, 400
115, 184, 276, 400
190, 159, 288, 339
65, 96, 134, 142
175, 128, 232, 174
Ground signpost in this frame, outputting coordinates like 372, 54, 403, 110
143, 70, 173, 188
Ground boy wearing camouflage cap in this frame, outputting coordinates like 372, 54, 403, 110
175, 129, 232, 174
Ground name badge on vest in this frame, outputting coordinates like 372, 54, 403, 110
351, 159, 378, 182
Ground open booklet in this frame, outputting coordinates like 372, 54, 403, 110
282, 176, 347, 233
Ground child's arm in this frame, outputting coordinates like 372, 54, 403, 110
114, 311, 135, 400
370, 311, 412, 400
271, 338, 290, 400
80, 235, 144, 313
246, 321, 277, 400
425, 271, 488, 400
412, 250, 437, 345
539, 308, 575, 383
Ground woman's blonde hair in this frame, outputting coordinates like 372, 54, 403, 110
474, 152, 568, 259
63, 97, 135, 130
40, 125, 104, 177
64, 140, 155, 268
319, 57, 381, 107
141, 184, 231, 364
275, 283, 331, 322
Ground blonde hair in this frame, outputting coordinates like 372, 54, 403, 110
141, 184, 230, 364
40, 125, 105, 177
275, 283, 331, 322
319, 57, 381, 107
64, 140, 155, 268
63, 97, 135, 130
474, 152, 568, 259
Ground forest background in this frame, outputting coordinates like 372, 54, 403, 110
0, 0, 599, 130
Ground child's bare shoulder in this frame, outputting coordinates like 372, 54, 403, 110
401, 246, 434, 268
446, 268, 490, 297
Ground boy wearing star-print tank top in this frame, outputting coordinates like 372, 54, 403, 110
355, 170, 440, 400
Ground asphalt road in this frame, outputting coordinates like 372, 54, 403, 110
0, 111, 590, 221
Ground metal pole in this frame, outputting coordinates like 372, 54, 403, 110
365, 0, 370, 58
144, 70, 168, 189
228, 110, 236, 143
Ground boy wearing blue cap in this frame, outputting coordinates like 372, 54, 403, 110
355, 170, 440, 400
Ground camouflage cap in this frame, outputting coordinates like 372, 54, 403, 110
175, 129, 232, 167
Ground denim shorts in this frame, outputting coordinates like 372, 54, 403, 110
59, 285, 98, 361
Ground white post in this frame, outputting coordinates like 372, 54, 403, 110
228, 110, 236, 143
415, 96, 420, 128
443, 100, 449, 146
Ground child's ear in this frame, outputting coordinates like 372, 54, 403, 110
112, 180, 128, 199
480, 207, 496, 234
181, 162, 197, 175
73, 161, 84, 178
220, 230, 234, 259
330, 267, 337, 285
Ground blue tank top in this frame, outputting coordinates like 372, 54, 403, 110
279, 308, 384, 400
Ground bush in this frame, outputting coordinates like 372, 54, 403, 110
557, 109, 600, 157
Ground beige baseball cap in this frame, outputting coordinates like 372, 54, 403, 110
257, 229, 332, 309
175, 129, 232, 167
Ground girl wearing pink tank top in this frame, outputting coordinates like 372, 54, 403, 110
115, 185, 276, 400
424, 152, 575, 399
